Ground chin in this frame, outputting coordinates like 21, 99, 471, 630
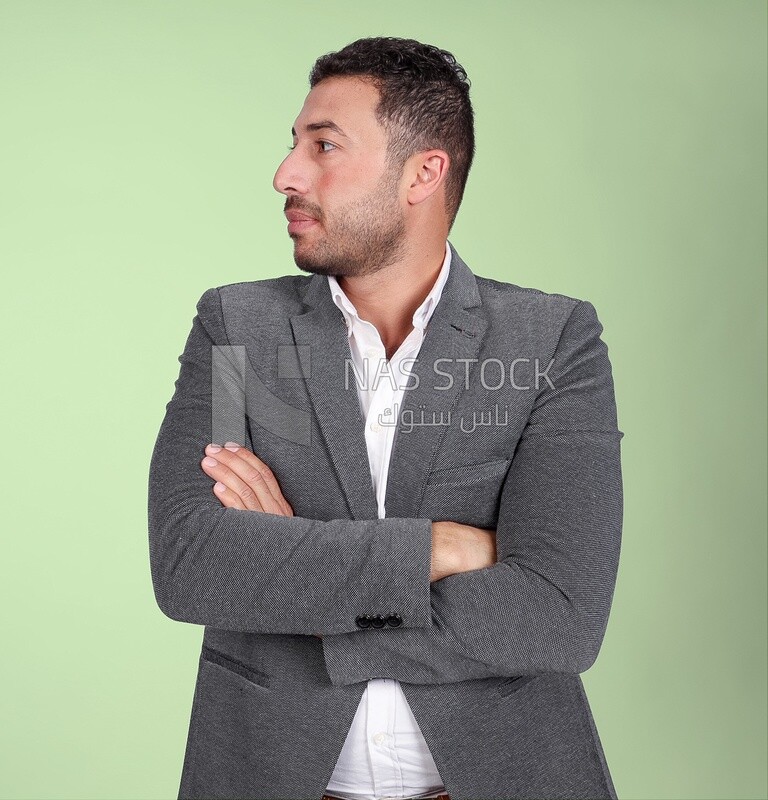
293, 256, 337, 277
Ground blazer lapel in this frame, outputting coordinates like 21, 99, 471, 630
289, 241, 486, 522
384, 244, 487, 519
290, 281, 380, 521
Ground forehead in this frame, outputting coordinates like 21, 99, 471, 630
293, 76, 383, 141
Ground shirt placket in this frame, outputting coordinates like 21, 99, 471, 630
329, 279, 442, 798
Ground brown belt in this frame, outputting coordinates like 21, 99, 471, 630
321, 795, 450, 800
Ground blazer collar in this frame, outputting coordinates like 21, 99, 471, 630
289, 240, 488, 521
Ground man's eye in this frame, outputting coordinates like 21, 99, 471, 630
286, 141, 336, 153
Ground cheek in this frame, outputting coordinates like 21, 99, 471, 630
318, 162, 371, 195
316, 172, 336, 194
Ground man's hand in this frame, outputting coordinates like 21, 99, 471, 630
200, 442, 294, 516
431, 521, 497, 582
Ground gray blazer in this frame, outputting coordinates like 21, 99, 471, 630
148, 240, 624, 800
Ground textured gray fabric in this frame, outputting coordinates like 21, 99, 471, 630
148, 241, 624, 800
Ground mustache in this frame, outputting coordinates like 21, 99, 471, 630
284, 200, 321, 218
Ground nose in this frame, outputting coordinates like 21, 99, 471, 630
273, 149, 308, 196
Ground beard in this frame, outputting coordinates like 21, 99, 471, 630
289, 170, 407, 278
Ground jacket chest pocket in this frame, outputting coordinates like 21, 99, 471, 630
418, 458, 511, 530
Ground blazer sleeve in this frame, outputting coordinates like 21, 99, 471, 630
147, 287, 434, 634
320, 299, 624, 685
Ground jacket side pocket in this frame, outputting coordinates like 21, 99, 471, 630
201, 645, 271, 690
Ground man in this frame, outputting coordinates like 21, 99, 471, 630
148, 36, 624, 800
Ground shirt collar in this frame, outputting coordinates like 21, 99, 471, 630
327, 240, 452, 338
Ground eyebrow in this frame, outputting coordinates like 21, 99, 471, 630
291, 120, 349, 139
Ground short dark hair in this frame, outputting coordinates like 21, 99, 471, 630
309, 36, 475, 232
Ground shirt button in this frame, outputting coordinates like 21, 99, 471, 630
369, 422, 381, 433
372, 732, 388, 745
365, 347, 380, 358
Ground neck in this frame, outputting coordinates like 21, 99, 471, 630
339, 240, 447, 359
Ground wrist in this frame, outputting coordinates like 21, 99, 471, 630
431, 521, 460, 582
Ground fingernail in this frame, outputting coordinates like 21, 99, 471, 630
214, 482, 226, 492
207, 444, 222, 453
203, 456, 218, 467
224, 441, 240, 451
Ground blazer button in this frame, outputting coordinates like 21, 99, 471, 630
371, 614, 387, 628
386, 613, 403, 627
355, 614, 373, 629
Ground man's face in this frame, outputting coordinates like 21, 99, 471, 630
272, 76, 407, 278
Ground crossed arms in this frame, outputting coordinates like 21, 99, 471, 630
148, 287, 624, 686
196, 442, 497, 589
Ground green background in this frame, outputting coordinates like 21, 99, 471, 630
1, 1, 765, 799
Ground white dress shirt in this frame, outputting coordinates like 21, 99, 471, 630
323, 241, 452, 800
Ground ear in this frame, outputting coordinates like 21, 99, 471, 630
406, 149, 450, 206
